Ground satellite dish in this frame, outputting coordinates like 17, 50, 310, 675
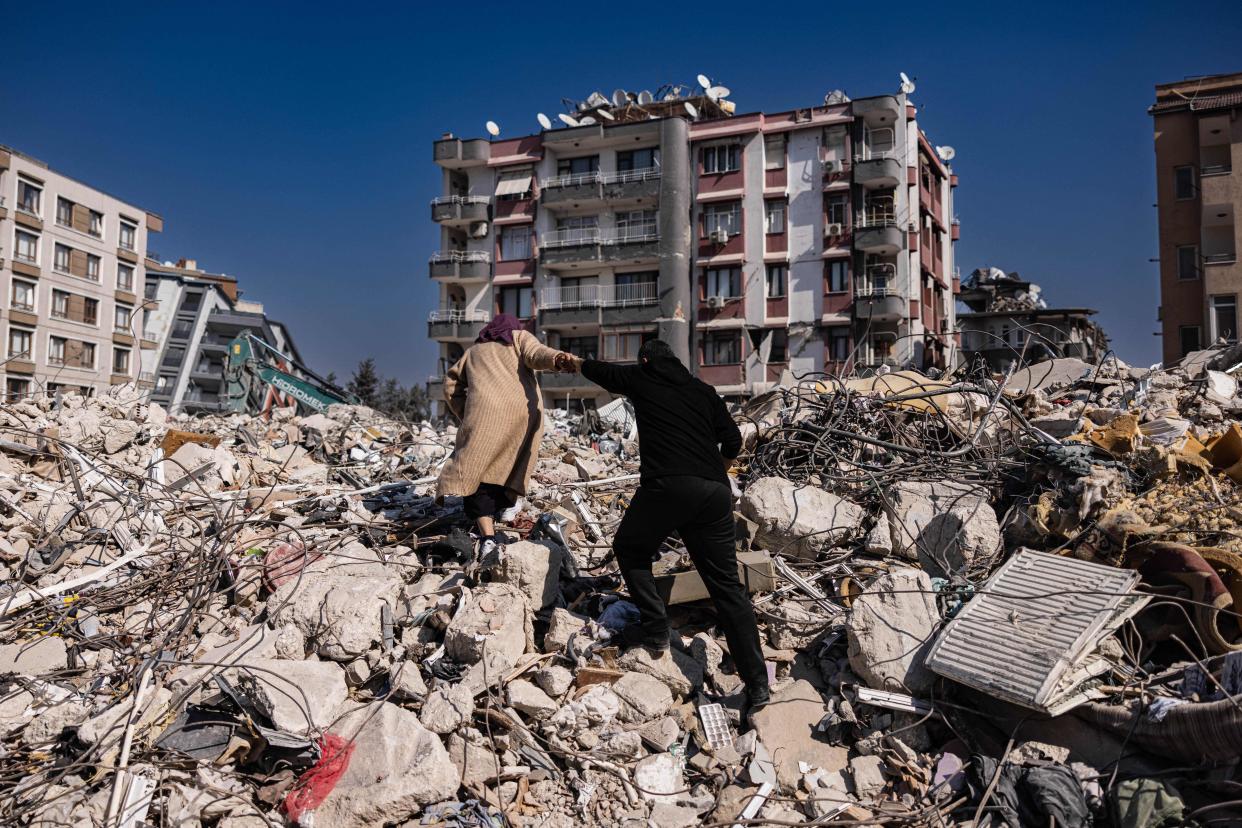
596, 108, 615, 121
537, 113, 552, 130
936, 145, 956, 161
899, 72, 916, 94
638, 90, 653, 105
707, 85, 730, 101
684, 101, 698, 119
558, 113, 580, 127
697, 73, 711, 90
578, 116, 597, 126
485, 120, 500, 136
612, 89, 627, 107
587, 91, 609, 107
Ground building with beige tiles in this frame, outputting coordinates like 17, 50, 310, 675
1, 145, 163, 400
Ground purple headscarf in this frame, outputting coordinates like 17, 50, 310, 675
475, 313, 525, 345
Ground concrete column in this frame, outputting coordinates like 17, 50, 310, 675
657, 116, 693, 365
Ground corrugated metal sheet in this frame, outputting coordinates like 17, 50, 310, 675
925, 549, 1149, 713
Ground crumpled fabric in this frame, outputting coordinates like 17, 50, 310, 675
967, 756, 1092, 827
1109, 778, 1185, 828
596, 599, 641, 632
420, 799, 505, 827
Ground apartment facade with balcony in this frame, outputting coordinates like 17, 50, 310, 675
1151, 72, 1242, 363
428, 86, 957, 413
0, 145, 163, 400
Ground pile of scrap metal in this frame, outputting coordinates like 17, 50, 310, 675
4, 346, 1242, 827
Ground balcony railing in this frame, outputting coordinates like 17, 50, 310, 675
856, 209, 898, 228
10, 301, 34, 313
855, 287, 897, 298
1202, 163, 1233, 177
605, 167, 661, 185
541, 227, 600, 248
608, 281, 658, 306
606, 223, 659, 244
541, 281, 658, 310
542, 170, 602, 189
428, 308, 490, 323
429, 250, 491, 264
1205, 251, 1238, 265
854, 128, 897, 162
430, 195, 491, 207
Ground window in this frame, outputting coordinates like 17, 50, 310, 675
119, 221, 136, 251
83, 298, 98, 325
10, 280, 34, 312
1212, 295, 1237, 343
117, 263, 134, 292
1177, 245, 1199, 280
48, 336, 65, 365
704, 267, 741, 299
702, 144, 740, 174
769, 329, 788, 362
603, 329, 655, 361
79, 341, 96, 368
498, 285, 533, 318
52, 289, 70, 318
57, 197, 74, 227
826, 260, 849, 293
615, 271, 657, 302
702, 201, 741, 236
764, 200, 786, 234
495, 168, 533, 201
113, 347, 131, 374
500, 226, 531, 260
15, 230, 39, 263
86, 254, 100, 280
115, 304, 132, 333
156, 375, 174, 393
616, 209, 657, 240
555, 214, 598, 244
702, 331, 741, 365
826, 195, 848, 226
54, 243, 71, 272
89, 210, 103, 238
6, 378, 31, 402
766, 264, 787, 298
17, 178, 41, 215
8, 327, 33, 360
559, 335, 599, 360
826, 327, 851, 362
764, 133, 787, 170
1174, 166, 1196, 200
1180, 325, 1202, 357
617, 148, 660, 172
179, 292, 202, 313
171, 319, 194, 339
556, 155, 599, 177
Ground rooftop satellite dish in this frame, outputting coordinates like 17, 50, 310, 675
899, 72, 916, 94
558, 113, 580, 127
537, 113, 552, 130
638, 90, 653, 105
596, 108, 615, 121
578, 115, 597, 126
684, 101, 698, 119
612, 89, 627, 107
485, 120, 500, 136
707, 85, 730, 101
936, 145, 956, 161
587, 91, 609, 107
697, 73, 711, 90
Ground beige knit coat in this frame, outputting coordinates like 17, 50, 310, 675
436, 330, 561, 499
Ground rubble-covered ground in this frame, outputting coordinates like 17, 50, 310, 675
4, 351, 1242, 827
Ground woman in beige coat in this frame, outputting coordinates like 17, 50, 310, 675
437, 314, 574, 557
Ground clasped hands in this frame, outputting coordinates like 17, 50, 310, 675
553, 352, 584, 374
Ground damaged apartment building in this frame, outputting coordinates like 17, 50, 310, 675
427, 80, 959, 414
957, 266, 1109, 372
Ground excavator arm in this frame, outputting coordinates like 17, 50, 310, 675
224, 332, 357, 417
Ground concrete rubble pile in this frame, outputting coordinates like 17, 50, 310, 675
4, 347, 1242, 826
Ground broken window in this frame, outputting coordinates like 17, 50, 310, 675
769, 328, 788, 362
1212, 294, 1237, 343
1179, 325, 1201, 356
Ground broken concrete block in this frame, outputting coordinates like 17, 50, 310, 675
649, 804, 702, 828
103, 419, 141, 454
533, 664, 573, 698
639, 716, 681, 752
22, 700, 88, 745
740, 477, 863, 557
864, 518, 892, 556
612, 671, 674, 723
847, 568, 940, 694
235, 658, 347, 735
850, 754, 887, 798
0, 637, 67, 675
496, 540, 563, 610
389, 662, 428, 702
884, 481, 1000, 577
634, 752, 684, 803
447, 729, 502, 787
506, 679, 558, 721
542, 608, 587, 653
419, 684, 474, 735
444, 583, 532, 669
746, 741, 777, 785
267, 572, 401, 662
617, 646, 704, 697
315, 702, 458, 828
749, 679, 848, 790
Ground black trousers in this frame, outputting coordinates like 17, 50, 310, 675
463, 483, 515, 522
613, 475, 768, 691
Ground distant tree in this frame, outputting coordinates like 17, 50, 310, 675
347, 358, 380, 406
325, 371, 338, 387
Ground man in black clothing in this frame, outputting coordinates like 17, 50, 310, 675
573, 339, 770, 712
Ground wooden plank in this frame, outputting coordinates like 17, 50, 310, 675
655, 550, 776, 606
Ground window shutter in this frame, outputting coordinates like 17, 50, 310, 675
71, 204, 91, 233
69, 249, 88, 276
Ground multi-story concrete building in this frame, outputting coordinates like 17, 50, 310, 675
0, 145, 163, 400
1151, 72, 1242, 363
427, 84, 958, 414
144, 258, 303, 413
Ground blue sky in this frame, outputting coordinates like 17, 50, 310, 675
5, 1, 1240, 382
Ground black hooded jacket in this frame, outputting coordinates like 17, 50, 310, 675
581, 357, 742, 485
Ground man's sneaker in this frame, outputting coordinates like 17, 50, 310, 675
498, 498, 524, 522
617, 623, 670, 655
477, 536, 499, 563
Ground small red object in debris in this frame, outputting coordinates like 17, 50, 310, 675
263, 542, 323, 591
283, 733, 354, 822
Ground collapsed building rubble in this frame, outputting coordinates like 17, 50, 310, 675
4, 349, 1242, 827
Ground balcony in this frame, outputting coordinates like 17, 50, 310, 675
429, 250, 491, 282
602, 167, 661, 203
854, 156, 902, 189
854, 215, 903, 254
541, 171, 603, 205
433, 137, 490, 168
540, 227, 602, 267
541, 282, 661, 326
601, 223, 660, 264
854, 288, 905, 321
428, 308, 490, 340
541, 167, 662, 208
852, 95, 902, 127
198, 333, 233, 353
431, 195, 490, 226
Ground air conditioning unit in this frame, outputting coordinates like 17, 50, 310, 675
708, 229, 729, 244
825, 222, 843, 236
706, 295, 727, 309
823, 160, 837, 173
470, 221, 489, 238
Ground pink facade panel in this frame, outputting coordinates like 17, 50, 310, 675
764, 168, 787, 189
698, 364, 743, 386
494, 198, 535, 222
765, 297, 789, 318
